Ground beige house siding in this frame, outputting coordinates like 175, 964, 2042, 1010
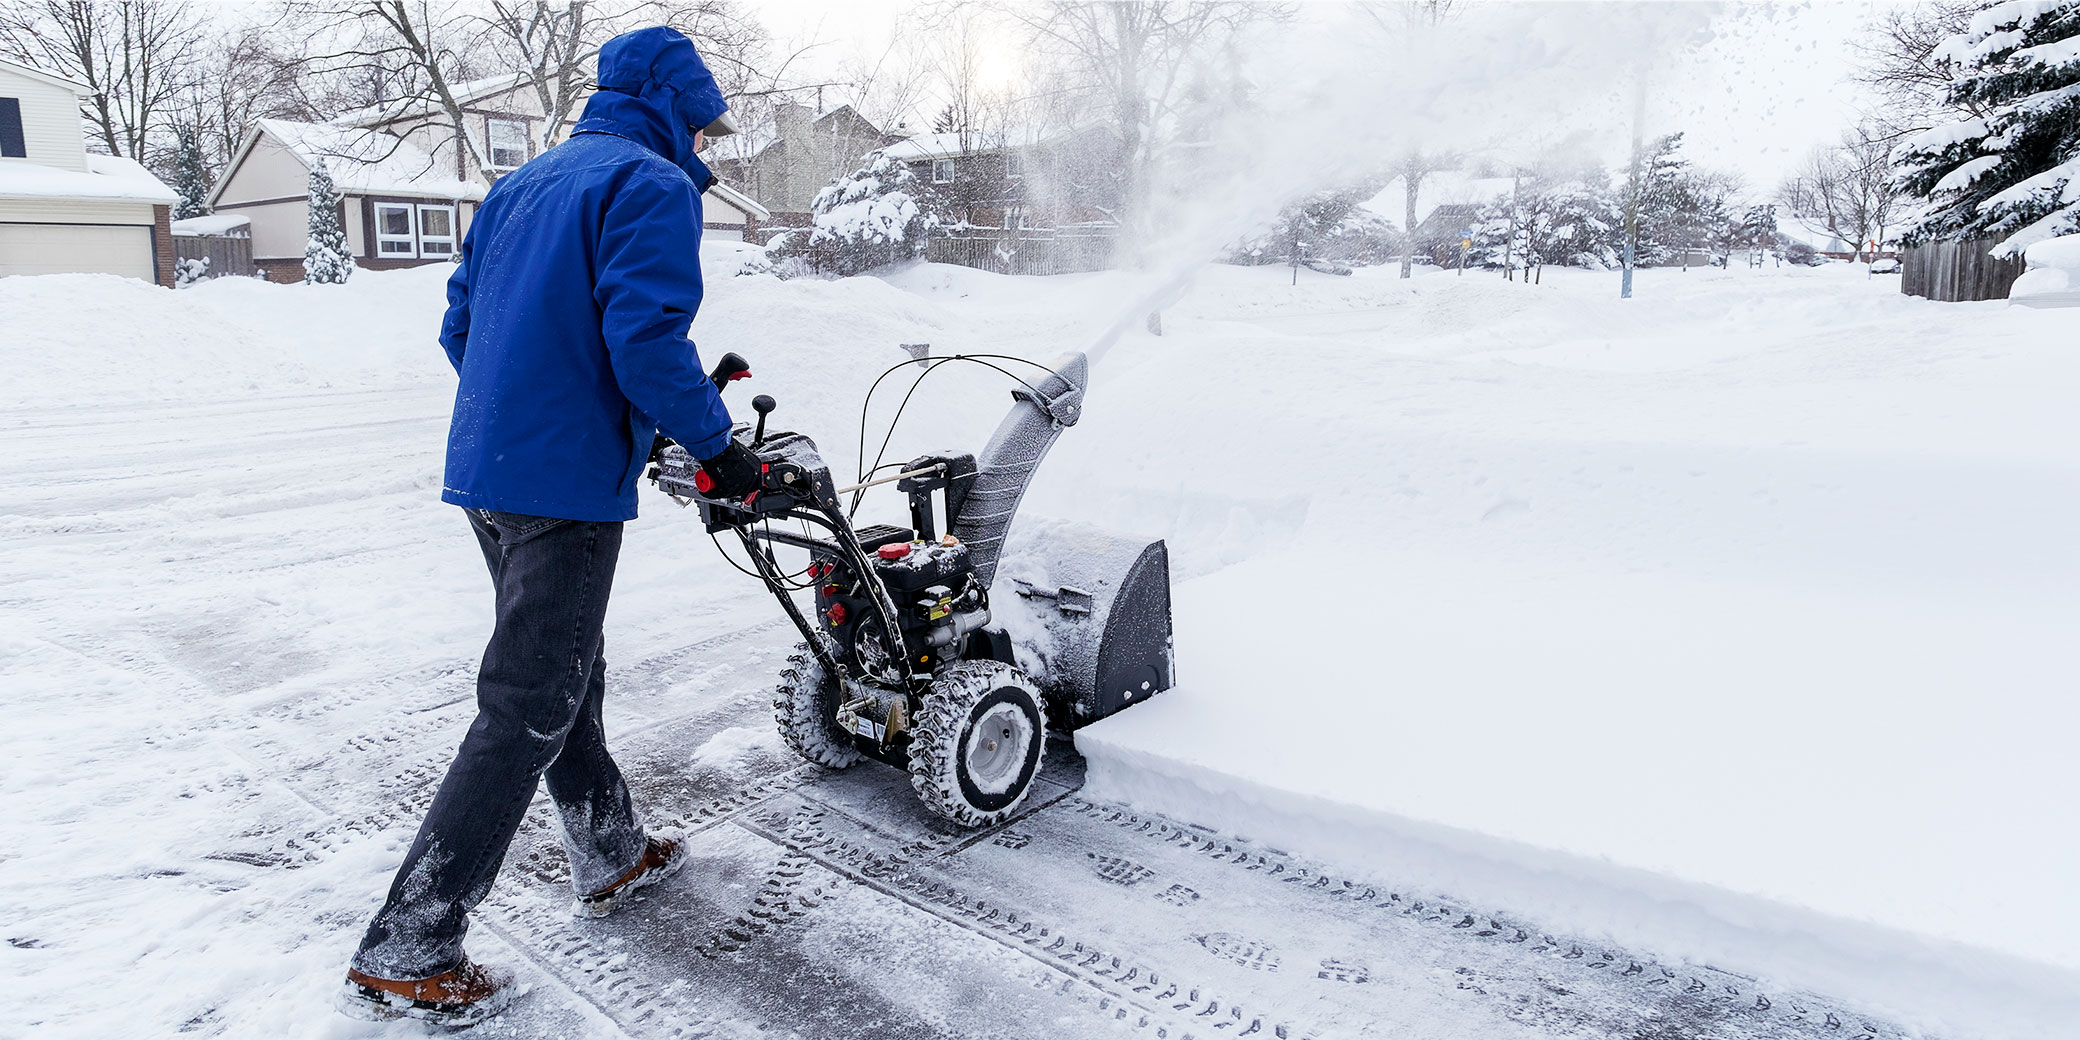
0, 196, 157, 224
223, 199, 309, 260
0, 222, 153, 280
0, 65, 88, 173
214, 135, 311, 206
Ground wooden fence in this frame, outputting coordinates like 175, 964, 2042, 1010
173, 234, 256, 281
1900, 237, 2025, 302
926, 229, 1116, 276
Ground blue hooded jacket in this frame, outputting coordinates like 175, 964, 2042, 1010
438, 26, 735, 522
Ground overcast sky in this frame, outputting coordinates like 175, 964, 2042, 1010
751, 1, 1898, 192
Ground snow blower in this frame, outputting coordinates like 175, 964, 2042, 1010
649, 350, 1174, 826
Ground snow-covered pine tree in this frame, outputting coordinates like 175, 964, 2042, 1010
304, 159, 354, 284
803, 150, 931, 276
171, 128, 210, 221
1897, 0, 2080, 255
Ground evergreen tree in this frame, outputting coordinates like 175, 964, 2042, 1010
1897, 0, 2080, 254
171, 127, 210, 221
1736, 204, 1780, 265
802, 150, 931, 276
304, 160, 355, 284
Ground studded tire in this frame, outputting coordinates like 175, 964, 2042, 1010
907, 660, 1047, 827
773, 643, 863, 769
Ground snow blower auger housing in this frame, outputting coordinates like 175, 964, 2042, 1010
649, 350, 1174, 826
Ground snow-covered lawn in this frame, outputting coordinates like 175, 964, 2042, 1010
2, 254, 2073, 1038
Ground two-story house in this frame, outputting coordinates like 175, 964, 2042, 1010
885, 125, 1123, 232
709, 102, 899, 230
0, 56, 179, 285
208, 73, 769, 281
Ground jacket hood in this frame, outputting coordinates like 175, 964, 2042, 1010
574, 26, 727, 179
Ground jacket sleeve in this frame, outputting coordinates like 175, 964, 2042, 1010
438, 228, 472, 374
594, 169, 734, 459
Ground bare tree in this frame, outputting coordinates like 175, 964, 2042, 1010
1393, 151, 1455, 278
482, 0, 601, 151
1852, 0, 1983, 136
168, 18, 312, 170
999, 1, 1273, 242
0, 0, 204, 159
1777, 121, 1903, 262
292, 0, 508, 182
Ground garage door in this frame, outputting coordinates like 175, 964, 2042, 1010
0, 223, 155, 281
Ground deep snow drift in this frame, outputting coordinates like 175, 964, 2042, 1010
3, 252, 2074, 1039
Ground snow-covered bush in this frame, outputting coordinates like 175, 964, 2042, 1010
174, 256, 210, 288
1225, 184, 1401, 268
304, 159, 354, 285
790, 151, 931, 276
1897, 0, 2080, 255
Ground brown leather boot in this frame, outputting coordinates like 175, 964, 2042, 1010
337, 956, 515, 1025
575, 832, 686, 918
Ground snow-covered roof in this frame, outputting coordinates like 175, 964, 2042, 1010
1360, 171, 1515, 230
239, 119, 485, 202
339, 71, 541, 127
881, 126, 1071, 161
171, 213, 251, 237
0, 55, 89, 92
0, 154, 177, 204
708, 181, 769, 221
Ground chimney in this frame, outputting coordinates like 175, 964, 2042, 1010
774, 103, 812, 146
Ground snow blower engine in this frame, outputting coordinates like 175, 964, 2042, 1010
649, 350, 1174, 826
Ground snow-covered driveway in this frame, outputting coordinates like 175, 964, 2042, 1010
3, 259, 2073, 1039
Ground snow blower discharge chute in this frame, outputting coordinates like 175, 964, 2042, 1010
648, 350, 1174, 826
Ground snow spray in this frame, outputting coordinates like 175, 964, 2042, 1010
1074, 2, 1723, 369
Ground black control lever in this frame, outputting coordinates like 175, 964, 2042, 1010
709, 352, 750, 391
750, 394, 776, 447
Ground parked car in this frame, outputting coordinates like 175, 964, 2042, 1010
1869, 257, 1902, 274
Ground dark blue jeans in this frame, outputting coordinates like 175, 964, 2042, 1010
353, 509, 648, 979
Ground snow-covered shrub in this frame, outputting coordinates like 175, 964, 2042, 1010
304, 159, 354, 285
1224, 184, 1400, 268
1898, 1, 2080, 255
174, 256, 210, 288
797, 151, 931, 276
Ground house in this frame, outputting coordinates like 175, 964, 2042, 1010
207, 73, 770, 279
207, 119, 485, 282
884, 125, 1123, 231
709, 102, 898, 229
0, 56, 178, 285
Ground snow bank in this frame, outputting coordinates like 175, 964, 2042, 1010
2010, 231, 2080, 306
1055, 263, 2080, 1039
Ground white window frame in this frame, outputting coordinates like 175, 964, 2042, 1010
1005, 152, 1023, 180
373, 202, 418, 258
932, 158, 954, 184
416, 204, 457, 258
486, 118, 529, 171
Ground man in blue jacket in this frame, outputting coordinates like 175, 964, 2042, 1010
339, 27, 762, 1025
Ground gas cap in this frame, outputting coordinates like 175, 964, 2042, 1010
877, 542, 912, 560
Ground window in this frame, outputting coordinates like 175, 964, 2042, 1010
417, 205, 456, 257
1002, 207, 1022, 230
374, 203, 417, 257
1005, 152, 1023, 179
932, 158, 954, 184
487, 119, 528, 170
0, 98, 25, 158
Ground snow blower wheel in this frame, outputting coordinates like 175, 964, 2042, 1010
773, 643, 863, 769
648, 349, 1175, 828
909, 661, 1047, 825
